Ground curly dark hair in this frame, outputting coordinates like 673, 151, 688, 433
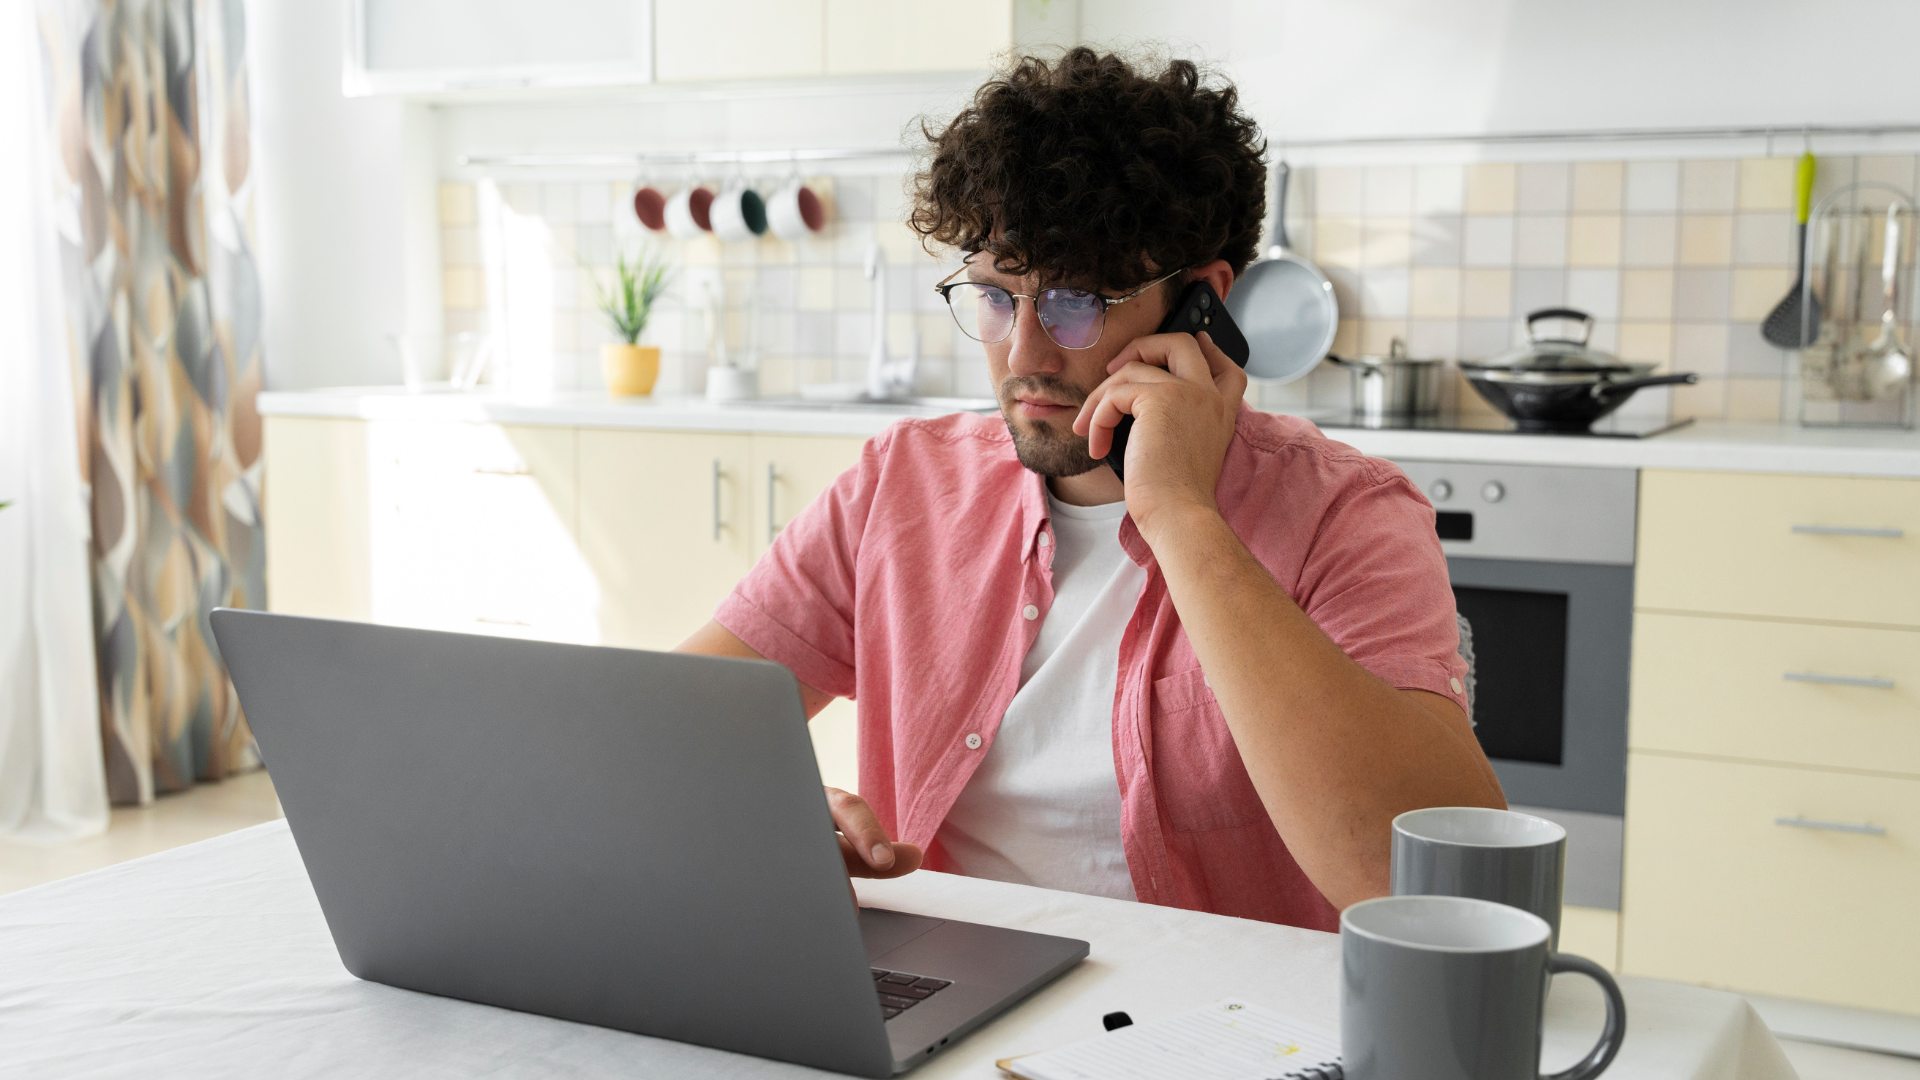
908, 47, 1267, 292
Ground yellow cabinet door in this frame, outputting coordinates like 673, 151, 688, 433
1637, 470, 1920, 627
750, 433, 868, 791
1620, 752, 1920, 1013
366, 421, 592, 643
1629, 611, 1920, 776
824, 0, 1012, 76
656, 0, 825, 82
263, 417, 373, 621
579, 429, 755, 651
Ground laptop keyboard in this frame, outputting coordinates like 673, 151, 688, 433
871, 968, 953, 1019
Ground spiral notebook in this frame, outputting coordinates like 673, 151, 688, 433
997, 998, 1343, 1080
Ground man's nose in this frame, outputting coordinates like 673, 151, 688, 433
1004, 300, 1064, 378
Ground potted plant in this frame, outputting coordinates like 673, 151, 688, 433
593, 246, 673, 397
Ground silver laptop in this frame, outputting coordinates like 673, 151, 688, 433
211, 609, 1088, 1077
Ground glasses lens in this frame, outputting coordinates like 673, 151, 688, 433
945, 283, 1017, 343
1035, 289, 1104, 349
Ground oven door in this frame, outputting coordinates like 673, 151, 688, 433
1446, 556, 1632, 818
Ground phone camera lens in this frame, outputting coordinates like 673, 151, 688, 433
1188, 308, 1202, 325
1199, 293, 1212, 309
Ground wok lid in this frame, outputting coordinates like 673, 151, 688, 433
1462, 308, 1637, 375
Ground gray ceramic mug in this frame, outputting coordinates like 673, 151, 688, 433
1393, 806, 1567, 948
1343, 895, 1626, 1080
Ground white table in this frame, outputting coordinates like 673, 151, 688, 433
0, 822, 1794, 1079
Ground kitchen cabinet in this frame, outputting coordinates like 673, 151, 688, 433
346, 0, 656, 95
654, 0, 825, 83
1622, 468, 1920, 1017
823, 0, 1014, 77
264, 417, 374, 622
654, 0, 1053, 83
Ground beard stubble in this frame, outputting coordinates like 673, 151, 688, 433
998, 374, 1105, 478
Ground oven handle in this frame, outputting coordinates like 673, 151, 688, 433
1774, 815, 1887, 837
1783, 671, 1896, 690
1790, 524, 1904, 538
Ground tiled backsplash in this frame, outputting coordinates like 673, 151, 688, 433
439, 152, 1919, 422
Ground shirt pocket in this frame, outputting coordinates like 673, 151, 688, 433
1148, 667, 1271, 834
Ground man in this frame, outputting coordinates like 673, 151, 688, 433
678, 48, 1503, 930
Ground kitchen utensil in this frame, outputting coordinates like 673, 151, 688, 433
448, 331, 496, 390
1223, 159, 1338, 382
766, 175, 826, 240
1461, 308, 1697, 432
632, 183, 668, 232
389, 332, 451, 392
710, 179, 768, 242
1762, 151, 1821, 348
1327, 338, 1443, 420
665, 184, 714, 239
1342, 896, 1626, 1080
1392, 806, 1567, 949
1862, 203, 1913, 393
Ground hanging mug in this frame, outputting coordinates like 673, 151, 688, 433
665, 184, 714, 240
710, 181, 767, 242
766, 176, 827, 240
632, 181, 668, 232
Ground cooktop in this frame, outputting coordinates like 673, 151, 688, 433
1311, 410, 1695, 439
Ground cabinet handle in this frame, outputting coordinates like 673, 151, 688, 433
712, 459, 729, 542
1774, 815, 1887, 837
1783, 671, 1896, 690
1790, 524, 1904, 538
473, 464, 530, 476
766, 463, 780, 546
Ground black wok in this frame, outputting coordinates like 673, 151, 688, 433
1465, 371, 1698, 433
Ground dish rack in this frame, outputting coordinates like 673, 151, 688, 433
1797, 182, 1918, 428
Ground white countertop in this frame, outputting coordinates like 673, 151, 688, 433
257, 386, 1920, 478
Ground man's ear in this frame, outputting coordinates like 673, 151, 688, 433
1189, 259, 1236, 300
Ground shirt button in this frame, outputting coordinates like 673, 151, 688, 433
964, 733, 983, 750
1022, 604, 1039, 620
1450, 677, 1464, 694
1037, 532, 1051, 548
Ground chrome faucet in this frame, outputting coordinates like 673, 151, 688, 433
865, 242, 919, 401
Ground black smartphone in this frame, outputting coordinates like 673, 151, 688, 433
1105, 280, 1251, 482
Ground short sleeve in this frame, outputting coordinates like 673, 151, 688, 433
1295, 474, 1470, 714
712, 436, 882, 700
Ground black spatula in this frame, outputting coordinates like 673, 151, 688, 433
1762, 152, 1821, 348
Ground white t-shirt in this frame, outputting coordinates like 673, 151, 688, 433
935, 494, 1147, 901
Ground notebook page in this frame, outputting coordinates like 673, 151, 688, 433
1009, 999, 1343, 1080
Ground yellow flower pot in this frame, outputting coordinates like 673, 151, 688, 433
601, 343, 660, 397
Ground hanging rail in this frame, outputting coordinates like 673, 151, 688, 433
458, 146, 911, 169
1279, 122, 1920, 150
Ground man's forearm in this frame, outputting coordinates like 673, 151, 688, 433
1140, 506, 1505, 909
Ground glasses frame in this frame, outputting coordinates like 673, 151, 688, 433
932, 264, 1188, 350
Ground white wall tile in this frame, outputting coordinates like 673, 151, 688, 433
1414, 165, 1466, 215
1316, 166, 1366, 215
1365, 166, 1414, 216
1624, 161, 1681, 213
1463, 217, 1516, 267
1517, 162, 1571, 214
1514, 216, 1569, 266
1361, 268, 1410, 318
1567, 269, 1622, 320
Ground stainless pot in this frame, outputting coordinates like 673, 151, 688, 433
1328, 339, 1444, 420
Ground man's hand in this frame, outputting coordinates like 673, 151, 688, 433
827, 786, 923, 879
1072, 330, 1247, 541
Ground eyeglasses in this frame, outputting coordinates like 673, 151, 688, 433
933, 265, 1186, 350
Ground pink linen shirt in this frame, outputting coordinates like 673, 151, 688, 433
715, 406, 1468, 932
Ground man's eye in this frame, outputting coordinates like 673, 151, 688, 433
1046, 290, 1099, 312
981, 291, 1015, 311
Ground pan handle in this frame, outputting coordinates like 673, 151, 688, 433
1591, 372, 1698, 400
1270, 161, 1293, 254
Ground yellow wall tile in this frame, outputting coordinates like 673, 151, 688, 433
1571, 162, 1624, 212
1360, 319, 1408, 354
1465, 163, 1517, 214
756, 236, 798, 264
758, 356, 796, 396
1410, 267, 1462, 318
1616, 321, 1673, 364
1738, 157, 1797, 211
442, 267, 484, 310
1678, 215, 1734, 266
1568, 215, 1623, 267
797, 266, 835, 311
1731, 267, 1795, 321
917, 313, 955, 356
438, 182, 475, 227
1363, 217, 1412, 266
1462, 269, 1513, 318
1333, 318, 1360, 355
1672, 378, 1727, 420
1314, 217, 1364, 268
683, 235, 723, 266
877, 220, 922, 263
1620, 270, 1675, 320
1727, 378, 1783, 421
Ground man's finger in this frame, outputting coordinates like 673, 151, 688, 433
825, 786, 896, 871
1108, 332, 1217, 388
838, 834, 925, 879
1196, 331, 1249, 408
1084, 382, 1149, 460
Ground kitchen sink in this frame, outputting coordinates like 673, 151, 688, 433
720, 396, 1000, 414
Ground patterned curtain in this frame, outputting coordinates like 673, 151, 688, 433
40, 0, 267, 804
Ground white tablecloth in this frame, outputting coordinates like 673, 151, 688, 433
0, 821, 1795, 1079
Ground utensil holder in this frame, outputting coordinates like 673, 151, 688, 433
1798, 183, 1917, 428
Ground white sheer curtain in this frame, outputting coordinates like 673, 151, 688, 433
0, 0, 109, 842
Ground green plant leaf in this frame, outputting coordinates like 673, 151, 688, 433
589, 244, 676, 345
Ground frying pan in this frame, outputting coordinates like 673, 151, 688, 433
1225, 160, 1339, 382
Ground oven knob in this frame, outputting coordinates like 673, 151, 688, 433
1481, 481, 1506, 503
1429, 480, 1453, 502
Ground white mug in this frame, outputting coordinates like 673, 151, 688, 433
631, 184, 668, 232
766, 177, 826, 241
709, 182, 766, 242
665, 185, 714, 240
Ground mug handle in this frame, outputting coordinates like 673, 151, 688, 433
1540, 953, 1627, 1080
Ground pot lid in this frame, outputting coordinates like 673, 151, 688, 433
1462, 308, 1635, 374
1350, 337, 1443, 367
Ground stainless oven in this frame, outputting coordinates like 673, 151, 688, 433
1391, 459, 1637, 911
